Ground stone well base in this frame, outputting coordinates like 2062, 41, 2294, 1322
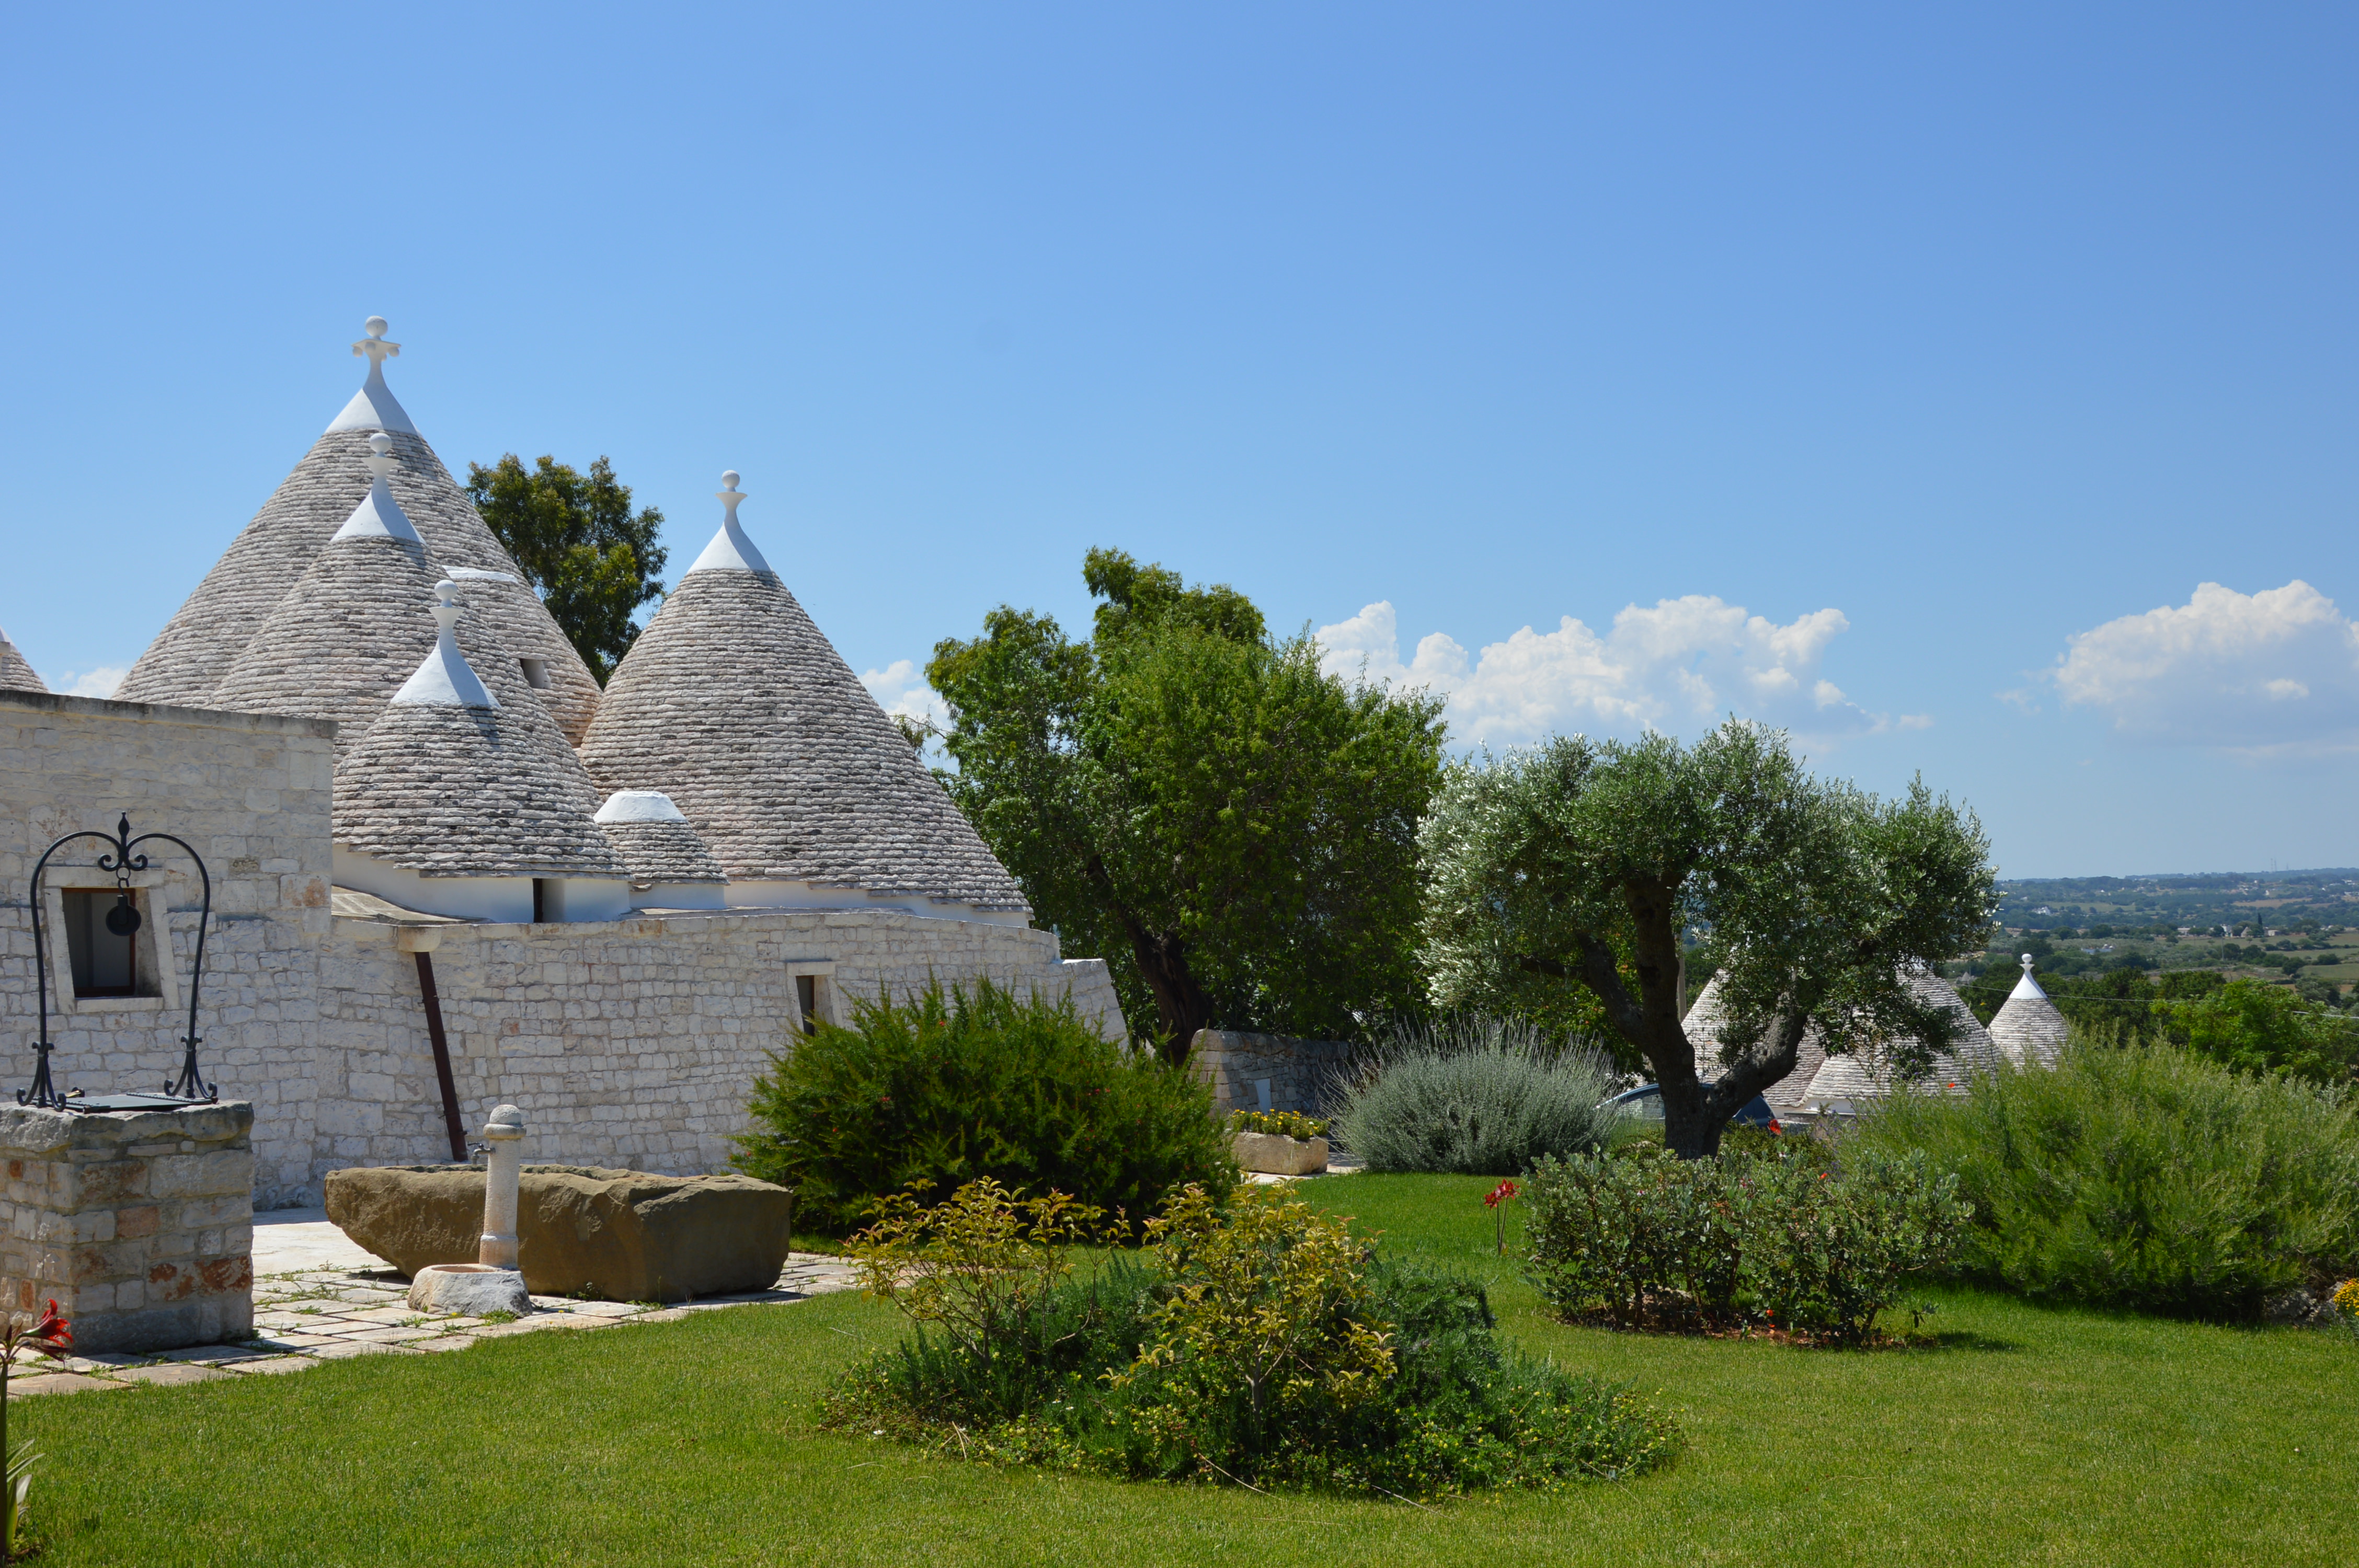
0, 1100, 254, 1353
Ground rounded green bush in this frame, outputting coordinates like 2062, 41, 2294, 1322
1853, 1037, 2359, 1317
731, 978, 1234, 1233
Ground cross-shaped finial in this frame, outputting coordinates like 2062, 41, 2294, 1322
717, 470, 746, 525
352, 316, 401, 370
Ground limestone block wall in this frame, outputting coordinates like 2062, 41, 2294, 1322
308, 909, 1126, 1201
0, 694, 334, 1201
1187, 1029, 1354, 1118
0, 1100, 255, 1350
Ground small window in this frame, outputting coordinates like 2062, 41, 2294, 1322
519, 657, 551, 690
796, 974, 819, 1034
533, 879, 551, 923
62, 889, 142, 998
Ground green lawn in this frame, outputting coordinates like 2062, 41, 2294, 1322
18, 1173, 2357, 1566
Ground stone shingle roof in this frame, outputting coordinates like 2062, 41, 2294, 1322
592, 792, 727, 889
118, 350, 601, 743
1681, 976, 1825, 1108
1988, 960, 2070, 1067
335, 702, 628, 879
577, 508, 1028, 912
0, 631, 44, 694
1681, 967, 1998, 1108
333, 617, 627, 881
210, 535, 566, 767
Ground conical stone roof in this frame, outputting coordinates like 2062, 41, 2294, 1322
1800, 969, 1999, 1103
1682, 966, 1998, 1107
1680, 975, 1825, 1108
593, 791, 727, 890
334, 586, 626, 881
577, 476, 1028, 913
1987, 956, 2070, 1067
0, 629, 45, 694
210, 527, 587, 775
117, 320, 601, 743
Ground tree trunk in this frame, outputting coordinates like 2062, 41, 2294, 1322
1127, 926, 1218, 1064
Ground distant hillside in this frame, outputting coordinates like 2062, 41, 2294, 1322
1994, 870, 2359, 934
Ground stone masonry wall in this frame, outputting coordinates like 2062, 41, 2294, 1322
0, 693, 335, 1202
0, 1100, 255, 1350
1187, 1029, 1355, 1118
310, 910, 1125, 1201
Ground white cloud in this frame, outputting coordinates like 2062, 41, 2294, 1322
51, 665, 129, 699
1316, 596, 1909, 745
2049, 580, 2359, 754
859, 659, 949, 732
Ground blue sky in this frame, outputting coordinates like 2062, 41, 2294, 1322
3, 3, 2352, 879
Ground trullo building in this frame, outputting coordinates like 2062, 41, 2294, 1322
0, 319, 1120, 1205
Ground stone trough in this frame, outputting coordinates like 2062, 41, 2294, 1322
325, 1163, 796, 1302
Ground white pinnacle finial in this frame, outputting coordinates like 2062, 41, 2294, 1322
688, 468, 771, 574
390, 581, 499, 709
2020, 952, 2035, 975
353, 316, 401, 370
2008, 951, 2048, 1001
331, 430, 421, 544
328, 315, 418, 435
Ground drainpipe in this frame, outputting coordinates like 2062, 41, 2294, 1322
398, 926, 468, 1162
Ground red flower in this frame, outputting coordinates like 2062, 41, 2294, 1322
1484, 1179, 1519, 1209
31, 1299, 70, 1352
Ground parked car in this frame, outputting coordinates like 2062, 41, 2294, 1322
1600, 1082, 1780, 1130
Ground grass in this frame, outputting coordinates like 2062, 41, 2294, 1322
15, 1173, 2357, 1566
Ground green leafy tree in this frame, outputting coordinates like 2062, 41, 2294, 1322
1419, 721, 1995, 1157
2161, 979, 2359, 1084
463, 454, 667, 683
929, 549, 1448, 1058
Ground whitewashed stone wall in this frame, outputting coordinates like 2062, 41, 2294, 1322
312, 912, 1121, 1201
0, 691, 1130, 1207
0, 694, 335, 1205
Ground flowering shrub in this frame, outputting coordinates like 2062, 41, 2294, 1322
1520, 1144, 1967, 1344
822, 1178, 1679, 1496
2334, 1278, 2359, 1340
1228, 1110, 1329, 1141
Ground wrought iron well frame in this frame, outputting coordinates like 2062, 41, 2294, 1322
21, 813, 216, 1111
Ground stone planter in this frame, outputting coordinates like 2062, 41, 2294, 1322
1231, 1131, 1329, 1177
325, 1164, 795, 1302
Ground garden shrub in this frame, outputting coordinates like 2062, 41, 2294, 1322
731, 978, 1233, 1232
1520, 1142, 1967, 1344
822, 1180, 1679, 1496
1853, 1040, 2359, 1317
1332, 1015, 1623, 1174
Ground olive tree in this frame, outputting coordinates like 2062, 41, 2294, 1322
1419, 721, 1995, 1157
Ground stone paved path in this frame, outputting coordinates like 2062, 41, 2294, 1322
9, 1209, 858, 1399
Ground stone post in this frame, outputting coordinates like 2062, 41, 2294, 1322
0, 1101, 254, 1353
478, 1104, 525, 1269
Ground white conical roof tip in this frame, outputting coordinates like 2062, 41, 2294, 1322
2009, 952, 2048, 1000
390, 581, 500, 709
688, 467, 773, 575
330, 428, 423, 545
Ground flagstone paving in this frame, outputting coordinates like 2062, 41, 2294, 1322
9, 1252, 860, 1397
